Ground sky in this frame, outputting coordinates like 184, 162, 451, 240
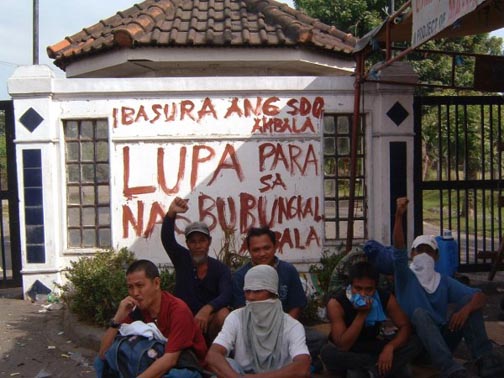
0, 0, 502, 100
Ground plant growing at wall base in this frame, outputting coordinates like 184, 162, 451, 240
299, 245, 346, 324
215, 226, 249, 271
58, 248, 176, 327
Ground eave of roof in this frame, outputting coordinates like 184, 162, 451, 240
47, 0, 357, 71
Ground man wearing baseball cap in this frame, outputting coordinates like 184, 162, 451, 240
392, 197, 504, 378
206, 265, 311, 377
161, 196, 232, 345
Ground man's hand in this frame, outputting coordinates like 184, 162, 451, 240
194, 305, 213, 334
377, 344, 394, 376
353, 297, 373, 314
396, 197, 409, 216
114, 296, 139, 322
448, 307, 470, 331
167, 196, 189, 218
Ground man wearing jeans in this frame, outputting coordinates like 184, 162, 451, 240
393, 197, 504, 378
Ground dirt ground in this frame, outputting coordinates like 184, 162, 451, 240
0, 294, 96, 378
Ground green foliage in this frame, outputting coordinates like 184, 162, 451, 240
309, 245, 345, 295
295, 0, 402, 37
159, 265, 176, 293
58, 248, 135, 326
58, 248, 176, 327
300, 246, 345, 324
410, 34, 504, 95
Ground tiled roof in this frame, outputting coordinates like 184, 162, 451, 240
47, 0, 357, 70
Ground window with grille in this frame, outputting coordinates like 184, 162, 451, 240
323, 114, 367, 242
64, 119, 111, 248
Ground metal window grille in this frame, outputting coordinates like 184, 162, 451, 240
64, 119, 111, 248
323, 114, 367, 242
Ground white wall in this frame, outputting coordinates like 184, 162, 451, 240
9, 64, 417, 293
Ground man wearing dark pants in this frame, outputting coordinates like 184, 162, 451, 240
162, 196, 232, 344
321, 261, 421, 377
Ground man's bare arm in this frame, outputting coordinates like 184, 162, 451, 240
206, 344, 240, 378
251, 354, 311, 378
327, 298, 368, 352
393, 197, 409, 249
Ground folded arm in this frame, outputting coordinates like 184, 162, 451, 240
327, 297, 368, 352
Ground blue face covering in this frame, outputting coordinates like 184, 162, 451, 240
346, 285, 387, 326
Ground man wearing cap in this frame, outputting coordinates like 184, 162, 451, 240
206, 265, 311, 377
392, 197, 504, 378
161, 196, 232, 344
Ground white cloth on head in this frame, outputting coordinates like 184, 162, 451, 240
119, 320, 167, 342
409, 253, 441, 294
244, 264, 279, 295
213, 308, 309, 373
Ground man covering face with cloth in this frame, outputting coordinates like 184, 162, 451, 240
206, 265, 311, 378
392, 197, 504, 378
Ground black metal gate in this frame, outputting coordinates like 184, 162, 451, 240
0, 100, 21, 287
413, 96, 504, 272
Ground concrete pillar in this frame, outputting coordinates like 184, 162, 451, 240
365, 61, 418, 247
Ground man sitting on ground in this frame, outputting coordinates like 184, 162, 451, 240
321, 261, 421, 377
206, 264, 311, 377
162, 196, 232, 343
94, 259, 207, 378
231, 226, 326, 371
393, 197, 504, 378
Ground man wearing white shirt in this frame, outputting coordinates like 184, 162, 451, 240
206, 264, 311, 378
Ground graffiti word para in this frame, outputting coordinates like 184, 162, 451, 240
122, 142, 318, 199
259, 143, 318, 176
112, 96, 324, 128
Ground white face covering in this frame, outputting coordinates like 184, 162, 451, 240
242, 298, 284, 373
409, 253, 441, 294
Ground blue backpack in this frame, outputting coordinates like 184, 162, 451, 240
105, 335, 165, 378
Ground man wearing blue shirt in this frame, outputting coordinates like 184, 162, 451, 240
392, 197, 504, 378
232, 228, 306, 316
161, 197, 232, 344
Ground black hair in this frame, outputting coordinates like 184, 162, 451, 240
347, 261, 379, 285
126, 259, 160, 279
245, 226, 276, 249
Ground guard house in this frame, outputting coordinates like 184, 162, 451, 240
7, 0, 417, 293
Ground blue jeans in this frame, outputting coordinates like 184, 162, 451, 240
94, 356, 202, 378
411, 295, 493, 377
320, 336, 422, 377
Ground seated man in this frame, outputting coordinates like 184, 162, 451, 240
231, 226, 325, 370
321, 261, 421, 378
94, 259, 207, 378
206, 264, 311, 377
393, 197, 504, 378
161, 196, 232, 343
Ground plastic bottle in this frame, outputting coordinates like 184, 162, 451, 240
435, 230, 459, 276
